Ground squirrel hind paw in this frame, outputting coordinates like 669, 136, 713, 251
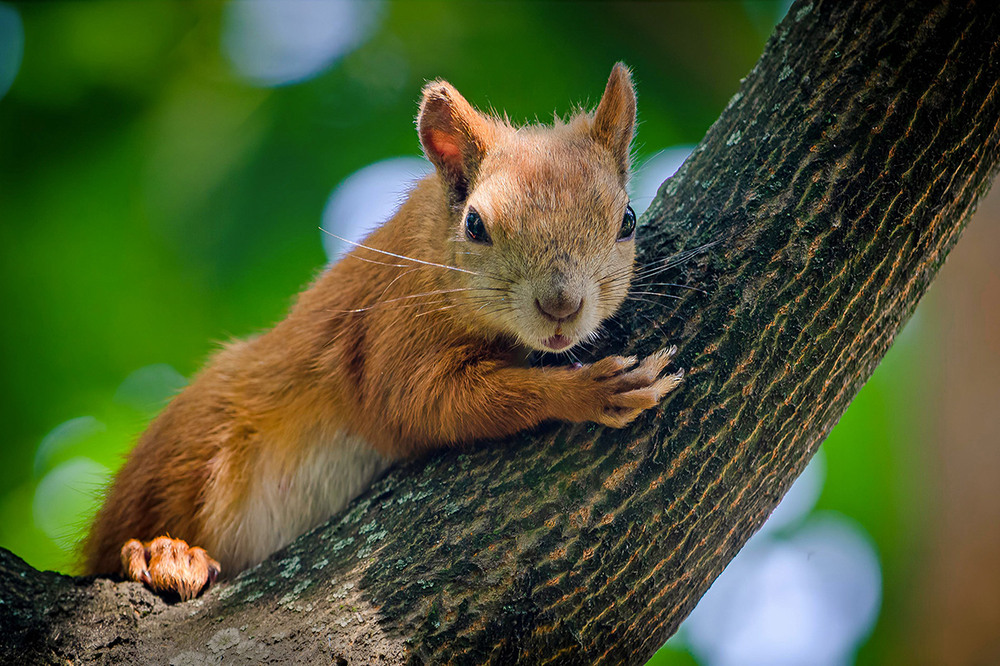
120, 536, 221, 601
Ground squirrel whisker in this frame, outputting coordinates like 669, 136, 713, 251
633, 282, 706, 294
632, 239, 721, 280
321, 229, 486, 278
628, 291, 683, 300
331, 286, 509, 314
341, 253, 412, 269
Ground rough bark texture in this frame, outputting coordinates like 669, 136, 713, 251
3, 0, 999, 663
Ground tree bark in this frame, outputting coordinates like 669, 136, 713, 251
3, 0, 999, 663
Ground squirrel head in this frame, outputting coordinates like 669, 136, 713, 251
418, 64, 638, 353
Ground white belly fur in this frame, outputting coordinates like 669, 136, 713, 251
205, 431, 390, 573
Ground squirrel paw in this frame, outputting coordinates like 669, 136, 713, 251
121, 536, 221, 601
579, 346, 683, 428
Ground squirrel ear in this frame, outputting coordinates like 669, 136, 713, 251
418, 80, 496, 202
591, 63, 637, 177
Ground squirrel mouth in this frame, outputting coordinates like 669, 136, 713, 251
542, 334, 572, 351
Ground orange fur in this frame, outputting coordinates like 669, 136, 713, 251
83, 63, 682, 598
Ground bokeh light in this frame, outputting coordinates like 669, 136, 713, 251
757, 450, 825, 536
222, 0, 383, 87
679, 454, 882, 666
113, 363, 188, 414
321, 156, 432, 261
632, 146, 695, 216
33, 416, 106, 478
33, 457, 110, 556
0, 2, 24, 101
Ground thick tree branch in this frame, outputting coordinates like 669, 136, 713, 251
3, 0, 999, 663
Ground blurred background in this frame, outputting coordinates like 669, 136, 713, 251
0, 2, 997, 664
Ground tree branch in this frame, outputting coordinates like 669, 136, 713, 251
3, 0, 999, 663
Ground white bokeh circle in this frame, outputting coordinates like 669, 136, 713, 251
321, 156, 432, 261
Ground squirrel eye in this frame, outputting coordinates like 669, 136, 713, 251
617, 204, 636, 241
465, 208, 491, 244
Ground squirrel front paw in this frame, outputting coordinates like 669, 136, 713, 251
574, 346, 683, 428
121, 536, 221, 601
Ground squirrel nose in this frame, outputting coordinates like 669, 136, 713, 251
535, 293, 583, 322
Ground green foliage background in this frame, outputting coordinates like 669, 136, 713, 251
0, 2, 941, 663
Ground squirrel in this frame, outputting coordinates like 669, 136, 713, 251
83, 63, 683, 600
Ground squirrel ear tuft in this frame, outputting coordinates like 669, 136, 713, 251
418, 81, 495, 202
591, 63, 637, 177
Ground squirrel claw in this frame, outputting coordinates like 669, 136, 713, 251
120, 536, 220, 601
207, 561, 221, 585
581, 346, 683, 428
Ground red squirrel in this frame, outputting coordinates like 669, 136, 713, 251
84, 63, 683, 600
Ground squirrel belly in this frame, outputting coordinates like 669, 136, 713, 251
201, 429, 390, 573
